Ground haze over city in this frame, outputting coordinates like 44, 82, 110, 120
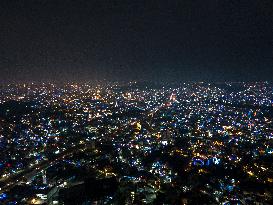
0, 0, 272, 82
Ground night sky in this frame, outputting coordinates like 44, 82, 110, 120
0, 0, 272, 82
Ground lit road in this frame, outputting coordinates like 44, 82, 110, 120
0, 143, 86, 193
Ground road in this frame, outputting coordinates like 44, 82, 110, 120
0, 143, 86, 193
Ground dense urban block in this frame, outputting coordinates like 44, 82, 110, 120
0, 82, 272, 204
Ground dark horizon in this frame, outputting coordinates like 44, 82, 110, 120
0, 79, 272, 85
0, 0, 272, 82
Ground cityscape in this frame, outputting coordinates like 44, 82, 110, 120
0, 82, 272, 204
1, 0, 273, 204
